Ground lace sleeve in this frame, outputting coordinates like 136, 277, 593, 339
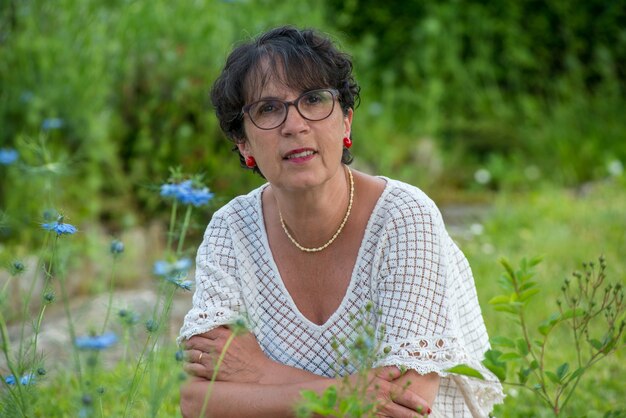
178, 214, 244, 343
372, 187, 504, 416
372, 194, 463, 374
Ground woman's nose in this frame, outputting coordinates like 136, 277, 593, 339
280, 103, 309, 135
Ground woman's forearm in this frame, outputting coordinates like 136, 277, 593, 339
180, 377, 332, 418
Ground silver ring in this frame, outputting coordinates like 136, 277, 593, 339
198, 352, 204, 362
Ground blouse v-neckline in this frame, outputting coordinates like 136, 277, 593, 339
254, 178, 391, 331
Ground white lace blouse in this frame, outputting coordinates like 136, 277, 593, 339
179, 178, 504, 417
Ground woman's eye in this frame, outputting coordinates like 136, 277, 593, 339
303, 94, 322, 105
256, 101, 280, 115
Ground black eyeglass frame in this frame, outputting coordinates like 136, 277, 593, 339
241, 88, 340, 130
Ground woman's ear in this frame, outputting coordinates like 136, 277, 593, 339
343, 108, 353, 138
236, 141, 249, 158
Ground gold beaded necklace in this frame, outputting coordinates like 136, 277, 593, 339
278, 167, 354, 253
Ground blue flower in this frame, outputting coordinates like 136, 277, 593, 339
5, 373, 35, 385
0, 148, 18, 165
110, 239, 124, 254
153, 259, 194, 291
41, 118, 64, 131
75, 331, 118, 350
171, 279, 193, 291
153, 258, 192, 278
160, 180, 214, 207
42, 220, 77, 236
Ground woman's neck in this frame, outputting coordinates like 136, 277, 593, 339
265, 166, 352, 249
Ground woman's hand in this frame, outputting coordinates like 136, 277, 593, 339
183, 326, 271, 383
355, 367, 432, 418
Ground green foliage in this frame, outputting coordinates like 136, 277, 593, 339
485, 256, 625, 416
295, 302, 384, 418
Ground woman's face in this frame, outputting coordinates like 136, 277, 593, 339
238, 78, 353, 192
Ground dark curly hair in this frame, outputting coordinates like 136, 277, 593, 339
210, 26, 360, 176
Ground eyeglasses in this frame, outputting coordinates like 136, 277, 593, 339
242, 88, 339, 130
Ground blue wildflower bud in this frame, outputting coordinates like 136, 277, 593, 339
96, 387, 105, 395
81, 394, 93, 406
175, 350, 184, 362
110, 240, 124, 255
37, 367, 46, 376
44, 292, 55, 303
145, 319, 158, 333
11, 261, 25, 275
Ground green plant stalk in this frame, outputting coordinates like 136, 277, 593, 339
122, 334, 154, 418
123, 285, 177, 417
198, 331, 237, 418
0, 311, 29, 416
166, 200, 178, 253
29, 303, 48, 368
17, 232, 51, 362
176, 205, 193, 256
512, 275, 552, 407
57, 266, 83, 389
100, 255, 119, 334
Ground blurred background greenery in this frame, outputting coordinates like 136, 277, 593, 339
1, 0, 625, 415
2, 0, 625, 241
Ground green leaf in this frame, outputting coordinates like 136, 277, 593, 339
489, 295, 511, 305
561, 308, 586, 320
490, 336, 515, 348
446, 364, 485, 380
516, 338, 529, 356
499, 352, 523, 361
499, 257, 515, 279
322, 385, 337, 409
493, 304, 519, 314
519, 281, 538, 292
545, 371, 560, 384
520, 288, 541, 302
556, 363, 569, 380
518, 367, 531, 384
528, 256, 544, 267
529, 360, 539, 370
570, 367, 585, 379
590, 338, 603, 350
482, 350, 507, 382
538, 324, 551, 336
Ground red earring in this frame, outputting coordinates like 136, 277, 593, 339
245, 156, 256, 168
343, 137, 352, 148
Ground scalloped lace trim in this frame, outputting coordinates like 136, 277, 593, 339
177, 308, 240, 344
375, 337, 505, 417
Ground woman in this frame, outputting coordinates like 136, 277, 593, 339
179, 26, 504, 417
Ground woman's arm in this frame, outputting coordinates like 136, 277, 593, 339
180, 368, 433, 418
180, 377, 331, 418
183, 327, 323, 384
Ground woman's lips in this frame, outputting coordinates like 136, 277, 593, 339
284, 149, 316, 163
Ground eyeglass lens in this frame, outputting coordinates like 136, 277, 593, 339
246, 89, 336, 130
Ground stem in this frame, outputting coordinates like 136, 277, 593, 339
176, 205, 193, 256
123, 286, 177, 417
0, 311, 28, 416
100, 255, 119, 334
166, 201, 178, 253
122, 335, 153, 418
29, 304, 47, 367
58, 264, 83, 388
18, 232, 51, 362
